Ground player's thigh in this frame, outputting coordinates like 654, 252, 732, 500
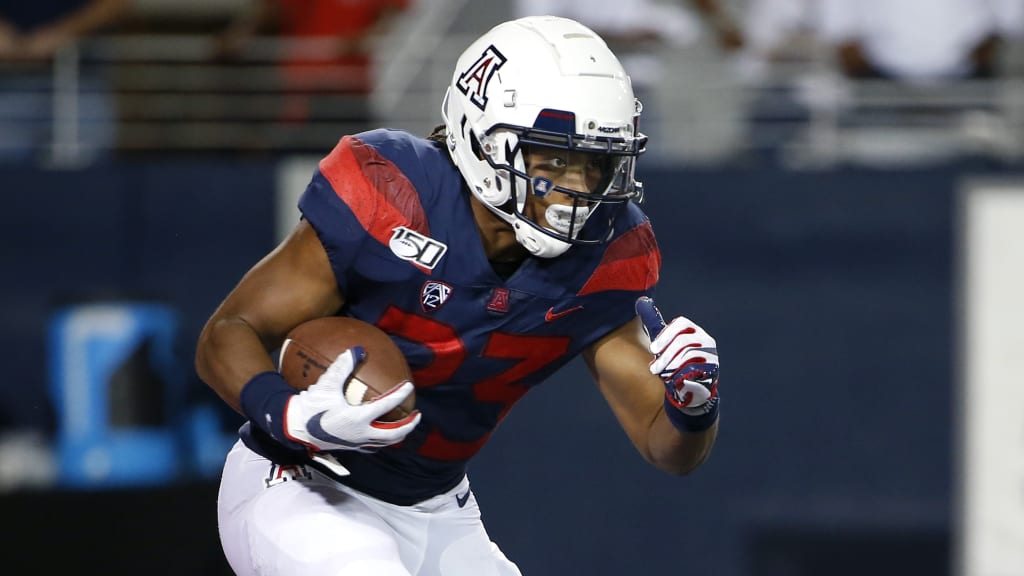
218, 442, 266, 573
219, 443, 410, 576
417, 482, 522, 576
433, 533, 522, 576
247, 480, 410, 575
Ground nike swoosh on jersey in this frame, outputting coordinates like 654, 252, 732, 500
456, 489, 471, 508
545, 305, 583, 322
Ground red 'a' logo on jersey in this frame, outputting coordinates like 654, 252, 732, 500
456, 45, 507, 110
486, 287, 511, 313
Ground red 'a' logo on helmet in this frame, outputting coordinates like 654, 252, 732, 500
456, 45, 507, 111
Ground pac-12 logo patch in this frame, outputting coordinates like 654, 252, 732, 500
456, 45, 507, 110
390, 226, 448, 270
420, 280, 452, 312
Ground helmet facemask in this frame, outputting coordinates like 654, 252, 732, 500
488, 123, 644, 252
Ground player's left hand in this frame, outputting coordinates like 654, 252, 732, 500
636, 297, 719, 416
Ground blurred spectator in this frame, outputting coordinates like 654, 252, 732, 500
514, 0, 742, 88
819, 0, 1024, 83
733, 0, 1024, 164
513, 0, 744, 160
215, 0, 410, 131
0, 0, 130, 164
731, 0, 825, 156
735, 0, 820, 83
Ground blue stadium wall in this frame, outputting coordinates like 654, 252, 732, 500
2, 158, 1008, 575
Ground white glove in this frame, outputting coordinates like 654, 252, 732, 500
637, 297, 720, 416
283, 347, 421, 453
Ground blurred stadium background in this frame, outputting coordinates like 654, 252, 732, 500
2, 0, 1023, 574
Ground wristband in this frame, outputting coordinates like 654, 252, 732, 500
240, 371, 303, 449
664, 396, 720, 433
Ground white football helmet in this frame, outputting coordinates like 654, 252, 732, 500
441, 16, 647, 258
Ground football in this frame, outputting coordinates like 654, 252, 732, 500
278, 316, 415, 421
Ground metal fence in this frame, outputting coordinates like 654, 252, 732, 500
2, 33, 1022, 169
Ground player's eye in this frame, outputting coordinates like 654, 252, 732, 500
530, 155, 566, 172
548, 156, 568, 169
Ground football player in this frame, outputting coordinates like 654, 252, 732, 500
196, 15, 721, 576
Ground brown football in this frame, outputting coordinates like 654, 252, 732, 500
278, 316, 415, 421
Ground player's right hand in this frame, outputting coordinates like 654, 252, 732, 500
283, 347, 421, 453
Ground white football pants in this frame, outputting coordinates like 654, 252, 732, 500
217, 441, 523, 576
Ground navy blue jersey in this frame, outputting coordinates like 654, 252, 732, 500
242, 129, 660, 504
